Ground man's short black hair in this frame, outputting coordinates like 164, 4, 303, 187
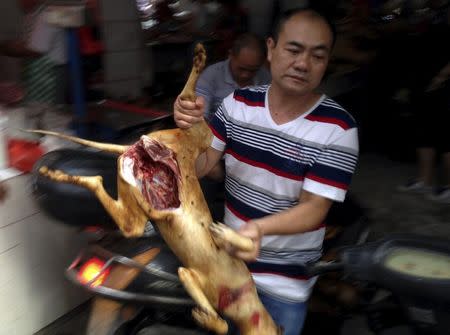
230, 32, 267, 58
270, 7, 337, 49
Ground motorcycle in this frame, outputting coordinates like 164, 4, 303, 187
32, 120, 450, 335
305, 234, 450, 335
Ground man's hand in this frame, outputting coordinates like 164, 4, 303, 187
232, 220, 263, 262
173, 95, 205, 129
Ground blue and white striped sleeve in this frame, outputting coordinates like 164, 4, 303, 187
302, 127, 359, 202
209, 100, 230, 153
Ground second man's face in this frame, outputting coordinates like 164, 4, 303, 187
229, 47, 265, 88
267, 13, 333, 96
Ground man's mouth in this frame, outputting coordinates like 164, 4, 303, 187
286, 75, 308, 83
122, 136, 181, 210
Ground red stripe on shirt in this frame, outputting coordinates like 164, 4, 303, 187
209, 123, 225, 142
234, 94, 265, 107
226, 149, 304, 181
306, 174, 348, 190
305, 115, 350, 130
226, 202, 250, 222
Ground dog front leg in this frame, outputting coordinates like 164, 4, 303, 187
209, 222, 255, 254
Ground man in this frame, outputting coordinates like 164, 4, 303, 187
0, 0, 67, 131
196, 32, 271, 120
175, 8, 359, 335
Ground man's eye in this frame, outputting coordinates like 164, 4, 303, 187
313, 54, 326, 60
286, 48, 300, 55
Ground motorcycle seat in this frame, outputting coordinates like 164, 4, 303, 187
32, 148, 119, 227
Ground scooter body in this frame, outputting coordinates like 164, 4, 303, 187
307, 235, 450, 335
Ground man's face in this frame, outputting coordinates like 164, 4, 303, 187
229, 47, 264, 88
267, 13, 333, 96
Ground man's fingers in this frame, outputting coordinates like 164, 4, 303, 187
195, 96, 205, 109
177, 98, 203, 117
174, 113, 203, 126
176, 120, 193, 129
234, 250, 257, 262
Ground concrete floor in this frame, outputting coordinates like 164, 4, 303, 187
351, 153, 450, 240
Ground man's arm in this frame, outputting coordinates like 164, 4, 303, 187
257, 190, 332, 235
173, 94, 225, 180
196, 147, 224, 180
234, 190, 333, 261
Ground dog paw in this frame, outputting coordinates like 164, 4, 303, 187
192, 307, 228, 335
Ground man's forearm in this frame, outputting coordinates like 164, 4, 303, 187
205, 160, 225, 181
195, 147, 224, 179
256, 192, 332, 236
196, 152, 209, 179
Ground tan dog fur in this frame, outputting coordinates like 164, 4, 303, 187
30, 44, 280, 335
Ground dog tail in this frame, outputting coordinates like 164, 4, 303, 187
25, 129, 129, 154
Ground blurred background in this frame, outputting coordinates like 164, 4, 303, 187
0, 0, 448, 334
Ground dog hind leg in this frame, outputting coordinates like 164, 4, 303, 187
178, 267, 228, 335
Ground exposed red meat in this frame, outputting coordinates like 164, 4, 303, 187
124, 138, 180, 210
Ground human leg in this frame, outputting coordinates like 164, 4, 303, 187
427, 152, 450, 203
427, 82, 450, 202
398, 82, 438, 193
417, 147, 436, 186
258, 291, 308, 335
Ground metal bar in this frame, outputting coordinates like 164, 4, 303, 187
67, 28, 87, 137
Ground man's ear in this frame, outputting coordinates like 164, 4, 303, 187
266, 37, 275, 62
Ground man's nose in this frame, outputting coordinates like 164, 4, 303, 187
240, 71, 253, 80
293, 53, 310, 71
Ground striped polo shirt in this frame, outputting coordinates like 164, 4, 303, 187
209, 85, 359, 302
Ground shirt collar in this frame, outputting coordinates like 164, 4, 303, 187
223, 59, 236, 86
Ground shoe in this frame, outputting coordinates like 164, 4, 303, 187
427, 186, 450, 204
397, 180, 433, 194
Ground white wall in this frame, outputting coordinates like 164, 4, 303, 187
99, 0, 148, 99
0, 175, 90, 335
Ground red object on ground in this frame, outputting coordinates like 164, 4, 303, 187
8, 139, 44, 173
